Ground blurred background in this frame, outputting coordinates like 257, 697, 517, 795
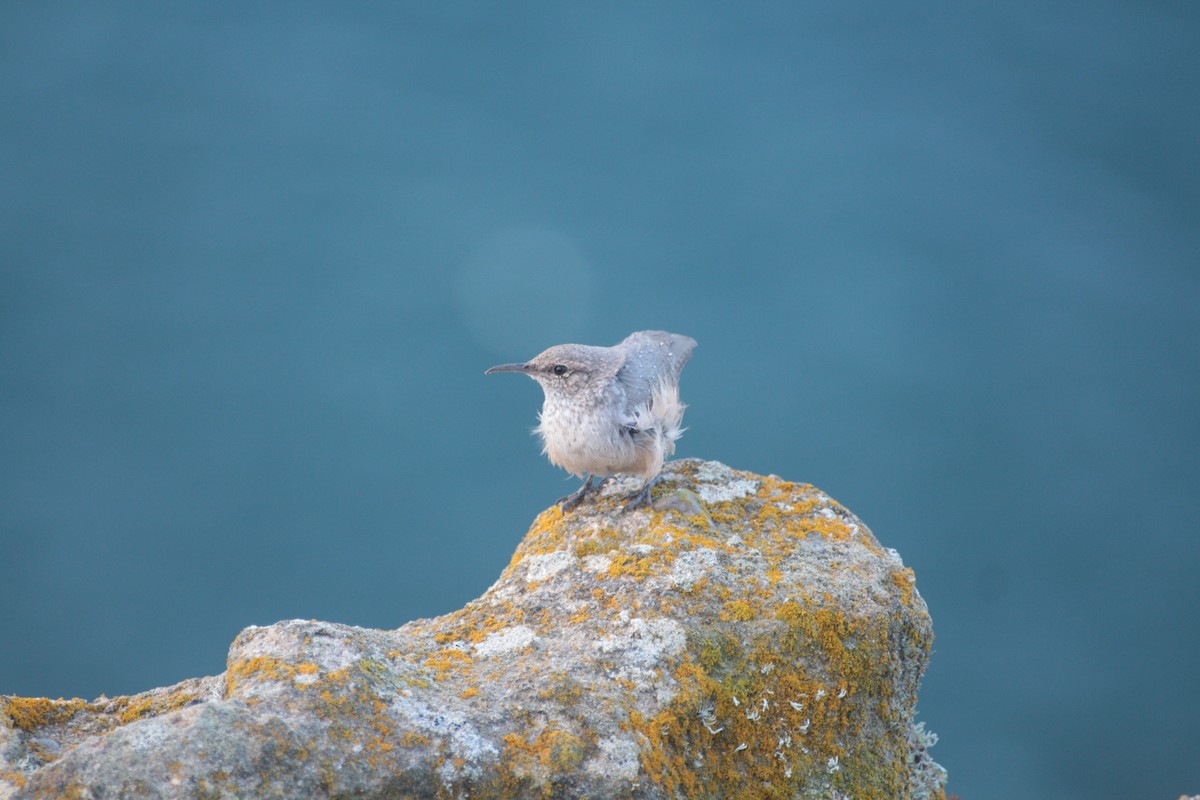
2, 3, 1197, 798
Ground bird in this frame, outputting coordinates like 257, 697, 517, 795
485, 330, 697, 511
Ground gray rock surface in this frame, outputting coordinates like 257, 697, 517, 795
1, 460, 946, 799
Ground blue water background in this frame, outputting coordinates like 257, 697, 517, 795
3, 4, 1198, 798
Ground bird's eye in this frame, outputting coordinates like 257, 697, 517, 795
551, 364, 569, 376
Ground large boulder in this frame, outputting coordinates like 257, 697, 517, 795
1, 460, 946, 799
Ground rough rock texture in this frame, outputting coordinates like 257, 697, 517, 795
1, 460, 946, 799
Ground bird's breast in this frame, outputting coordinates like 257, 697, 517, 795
536, 397, 651, 479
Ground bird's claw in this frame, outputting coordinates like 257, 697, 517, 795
620, 479, 656, 512
557, 476, 597, 512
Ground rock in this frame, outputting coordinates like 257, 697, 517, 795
1, 460, 947, 799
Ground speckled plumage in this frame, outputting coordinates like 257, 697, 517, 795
486, 331, 696, 509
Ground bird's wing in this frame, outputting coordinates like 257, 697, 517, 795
614, 331, 697, 421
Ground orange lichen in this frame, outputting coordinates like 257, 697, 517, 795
424, 648, 474, 682
1, 697, 87, 732
722, 600, 756, 621
606, 468, 931, 800
113, 688, 201, 726
623, 602, 917, 799
226, 655, 298, 690
400, 731, 431, 748
1, 771, 28, 788
891, 567, 917, 607
605, 551, 655, 581
501, 727, 587, 779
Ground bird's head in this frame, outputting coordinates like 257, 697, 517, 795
486, 343, 618, 400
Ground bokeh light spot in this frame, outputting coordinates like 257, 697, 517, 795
456, 228, 594, 358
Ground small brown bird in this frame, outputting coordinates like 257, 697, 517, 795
486, 330, 696, 510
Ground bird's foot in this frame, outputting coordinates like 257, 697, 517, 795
621, 478, 657, 512
557, 476, 597, 512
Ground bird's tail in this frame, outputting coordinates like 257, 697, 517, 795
632, 381, 687, 458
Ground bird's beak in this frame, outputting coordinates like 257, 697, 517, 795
484, 362, 531, 375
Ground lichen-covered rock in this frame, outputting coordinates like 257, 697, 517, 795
1, 460, 946, 799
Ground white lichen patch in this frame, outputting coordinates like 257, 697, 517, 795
691, 461, 761, 503
667, 548, 720, 592
523, 550, 575, 583
583, 734, 641, 782
598, 475, 642, 497
395, 697, 499, 786
473, 625, 538, 657
692, 460, 731, 483
582, 554, 613, 573
231, 619, 362, 675
700, 482, 758, 502
595, 617, 686, 670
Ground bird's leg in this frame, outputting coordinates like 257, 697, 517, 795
621, 476, 658, 511
557, 475, 597, 512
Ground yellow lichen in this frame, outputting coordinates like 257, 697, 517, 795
605, 551, 655, 581
722, 599, 756, 621
572, 538, 606, 557
624, 618, 910, 799
226, 655, 297, 689
400, 731, 431, 748
501, 727, 587, 780
424, 648, 474, 682
1, 771, 28, 788
890, 567, 917, 607
1, 696, 87, 732
113, 688, 201, 725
